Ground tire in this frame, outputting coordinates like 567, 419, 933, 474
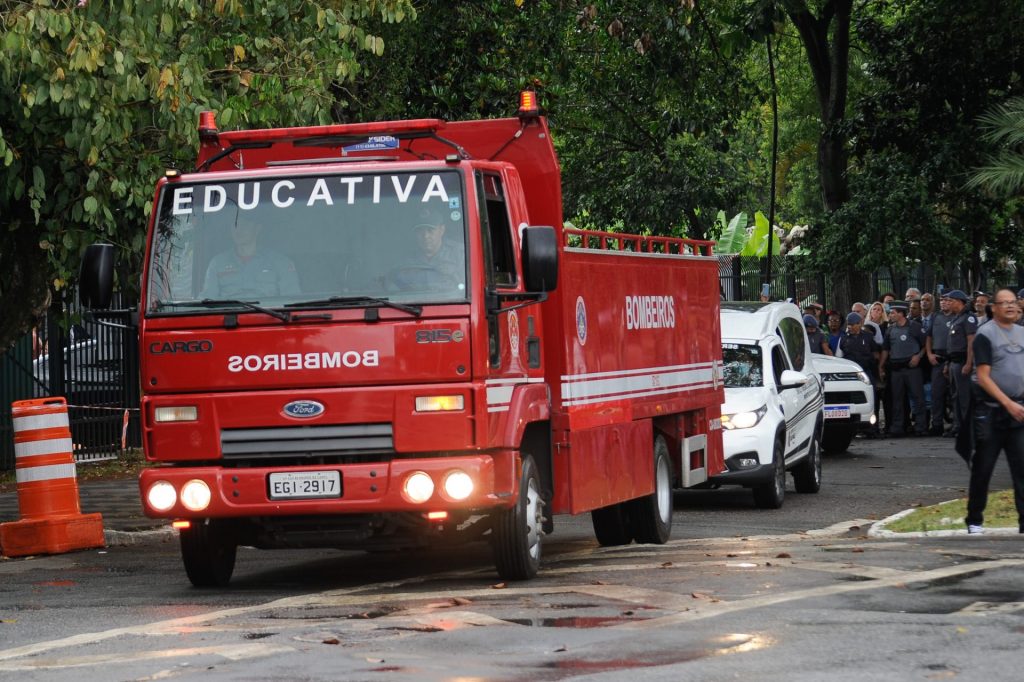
752, 438, 786, 509
180, 520, 237, 588
821, 426, 854, 454
793, 429, 822, 494
628, 435, 673, 544
591, 502, 633, 546
493, 455, 543, 580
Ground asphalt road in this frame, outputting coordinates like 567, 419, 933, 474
1, 434, 1020, 681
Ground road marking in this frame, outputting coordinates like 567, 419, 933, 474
0, 642, 294, 672
608, 558, 1024, 630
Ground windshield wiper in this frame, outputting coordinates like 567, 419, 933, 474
285, 296, 422, 317
156, 299, 292, 323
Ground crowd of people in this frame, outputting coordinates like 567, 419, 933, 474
796, 286, 1024, 535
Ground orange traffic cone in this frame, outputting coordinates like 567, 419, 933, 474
0, 398, 105, 557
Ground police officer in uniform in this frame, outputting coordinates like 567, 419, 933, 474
944, 289, 977, 447
879, 302, 927, 437
837, 312, 881, 434
965, 287, 1024, 534
926, 294, 953, 435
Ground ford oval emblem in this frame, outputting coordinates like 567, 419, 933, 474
283, 400, 325, 419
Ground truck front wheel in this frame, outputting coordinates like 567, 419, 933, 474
180, 520, 237, 588
492, 455, 543, 580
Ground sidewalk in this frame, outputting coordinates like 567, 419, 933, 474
0, 477, 172, 550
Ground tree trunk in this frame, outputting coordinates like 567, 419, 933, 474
0, 228, 52, 353
786, 0, 853, 214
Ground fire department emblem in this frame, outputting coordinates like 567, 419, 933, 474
508, 310, 520, 356
575, 296, 588, 346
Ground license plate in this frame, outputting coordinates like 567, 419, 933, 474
268, 471, 341, 500
824, 405, 851, 419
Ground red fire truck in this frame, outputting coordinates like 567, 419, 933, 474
80, 94, 724, 586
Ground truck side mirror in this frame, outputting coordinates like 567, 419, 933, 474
79, 243, 115, 309
522, 226, 558, 293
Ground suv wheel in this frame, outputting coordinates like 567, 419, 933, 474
753, 437, 786, 509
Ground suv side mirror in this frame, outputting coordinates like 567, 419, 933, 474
779, 369, 808, 389
79, 243, 115, 309
521, 226, 558, 293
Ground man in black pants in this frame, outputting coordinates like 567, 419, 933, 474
966, 287, 1024, 534
879, 302, 928, 438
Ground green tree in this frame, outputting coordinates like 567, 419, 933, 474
814, 0, 1024, 288
0, 0, 413, 351
968, 96, 1024, 198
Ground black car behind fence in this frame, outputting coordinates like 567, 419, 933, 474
1, 295, 140, 472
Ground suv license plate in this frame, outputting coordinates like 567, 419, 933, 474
824, 405, 851, 419
268, 471, 341, 500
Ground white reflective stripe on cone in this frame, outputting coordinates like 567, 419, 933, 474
15, 462, 77, 484
14, 438, 75, 459
12, 412, 70, 432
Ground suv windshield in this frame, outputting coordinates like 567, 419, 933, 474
146, 170, 467, 314
722, 343, 764, 388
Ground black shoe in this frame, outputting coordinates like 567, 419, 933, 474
890, 432, 905, 439
928, 427, 943, 436
943, 430, 956, 438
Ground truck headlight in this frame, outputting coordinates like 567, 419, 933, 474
721, 405, 768, 430
180, 479, 211, 512
415, 395, 464, 412
403, 471, 435, 503
443, 471, 474, 501
147, 481, 177, 512
154, 406, 198, 422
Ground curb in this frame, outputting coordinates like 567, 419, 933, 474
103, 525, 177, 547
869, 504, 1019, 538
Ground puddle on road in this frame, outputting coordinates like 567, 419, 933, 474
503, 615, 648, 628
533, 633, 774, 677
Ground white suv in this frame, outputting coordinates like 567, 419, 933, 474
809, 354, 876, 453
712, 302, 825, 508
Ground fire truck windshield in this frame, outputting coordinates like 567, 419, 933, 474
146, 170, 467, 315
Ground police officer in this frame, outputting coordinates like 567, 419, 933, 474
944, 289, 977, 446
965, 287, 1024, 534
838, 312, 881, 433
879, 302, 927, 437
926, 293, 953, 435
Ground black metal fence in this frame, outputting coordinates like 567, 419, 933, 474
1, 294, 140, 471
718, 256, 1024, 309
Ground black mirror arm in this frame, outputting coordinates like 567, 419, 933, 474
485, 289, 548, 316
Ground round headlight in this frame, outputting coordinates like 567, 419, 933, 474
403, 471, 435, 504
180, 479, 212, 512
443, 471, 474, 501
147, 481, 177, 512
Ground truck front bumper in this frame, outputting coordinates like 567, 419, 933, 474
139, 453, 516, 519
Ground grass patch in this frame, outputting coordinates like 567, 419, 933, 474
885, 489, 1018, 533
0, 449, 151, 494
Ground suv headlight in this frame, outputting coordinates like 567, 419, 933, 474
857, 371, 871, 384
721, 405, 768, 430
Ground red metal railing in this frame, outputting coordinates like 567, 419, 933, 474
563, 228, 715, 257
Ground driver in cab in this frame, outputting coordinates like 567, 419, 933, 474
391, 210, 465, 291
200, 213, 300, 299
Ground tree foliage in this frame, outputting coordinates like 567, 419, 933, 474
0, 0, 413, 350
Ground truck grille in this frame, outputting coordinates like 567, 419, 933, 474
220, 423, 394, 463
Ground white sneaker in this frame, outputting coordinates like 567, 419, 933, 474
967, 524, 984, 535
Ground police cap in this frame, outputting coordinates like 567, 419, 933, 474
941, 289, 970, 303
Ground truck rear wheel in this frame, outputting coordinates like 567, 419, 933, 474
492, 455, 543, 580
628, 435, 673, 544
591, 503, 633, 546
180, 520, 237, 588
